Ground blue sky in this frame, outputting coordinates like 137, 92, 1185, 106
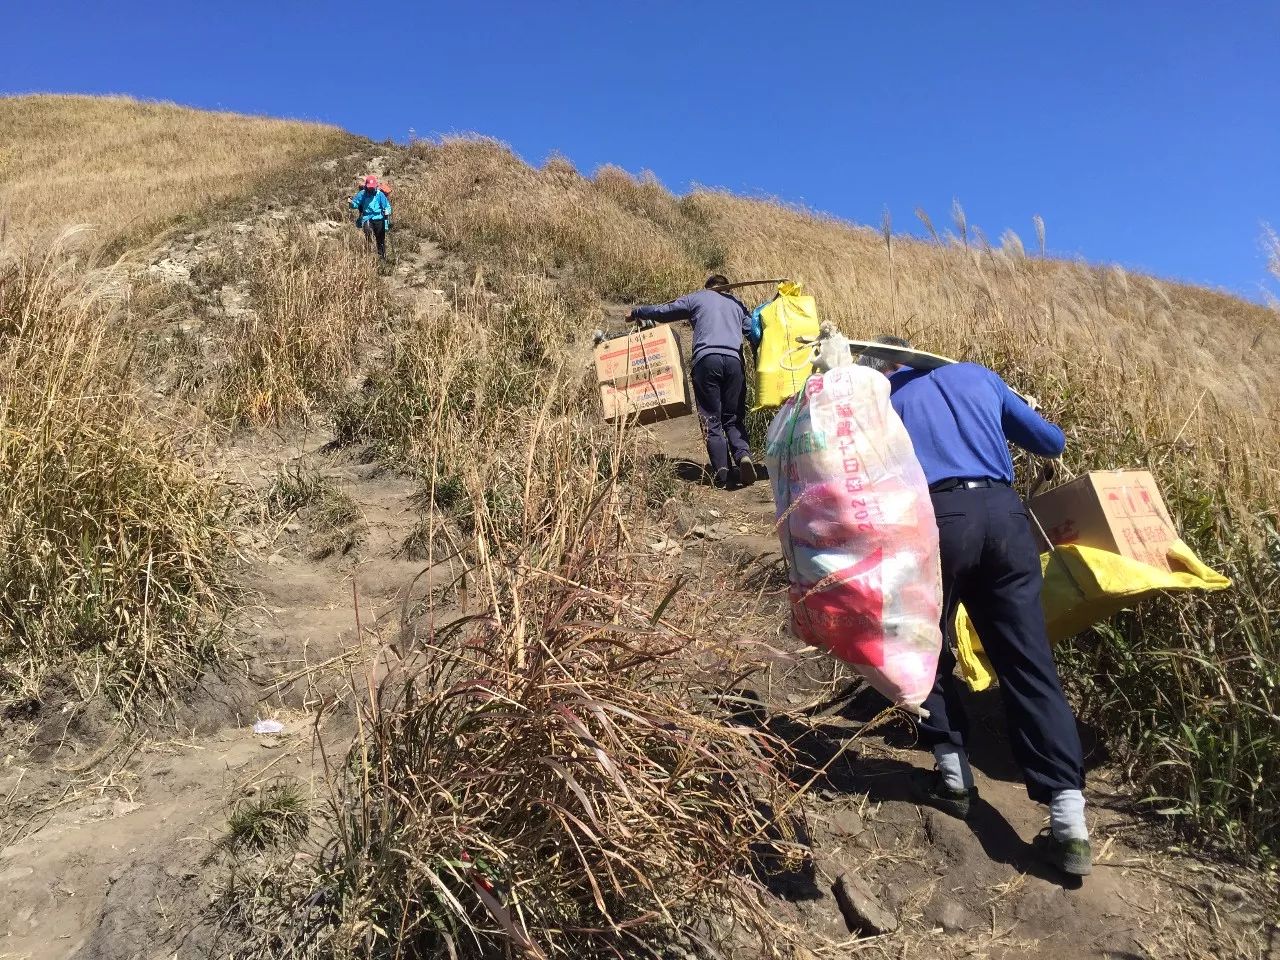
6, 1, 1279, 299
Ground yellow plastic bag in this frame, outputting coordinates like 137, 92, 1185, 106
755, 281, 820, 409
954, 540, 1231, 692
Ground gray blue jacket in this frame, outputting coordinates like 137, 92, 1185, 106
631, 288, 752, 366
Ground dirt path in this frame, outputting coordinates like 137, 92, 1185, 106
0, 428, 424, 959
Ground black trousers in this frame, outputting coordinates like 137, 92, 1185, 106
364, 219, 386, 258
921, 483, 1085, 803
690, 353, 750, 478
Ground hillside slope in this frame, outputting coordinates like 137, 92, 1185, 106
0, 94, 357, 249
0, 101, 1275, 959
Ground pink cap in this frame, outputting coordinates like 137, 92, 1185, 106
363, 175, 379, 189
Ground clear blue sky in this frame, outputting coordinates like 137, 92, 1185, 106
6, 1, 1279, 299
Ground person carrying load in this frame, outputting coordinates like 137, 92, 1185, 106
350, 175, 391, 259
629, 275, 758, 488
859, 336, 1092, 878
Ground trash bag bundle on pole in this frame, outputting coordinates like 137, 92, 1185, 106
765, 356, 943, 712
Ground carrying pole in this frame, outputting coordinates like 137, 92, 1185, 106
709, 277, 790, 293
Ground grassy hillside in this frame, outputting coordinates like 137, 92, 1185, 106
0, 94, 355, 248
1, 103, 1277, 956
392, 137, 1279, 854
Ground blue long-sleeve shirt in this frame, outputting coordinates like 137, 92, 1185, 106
350, 188, 390, 225
631, 289, 752, 366
888, 362, 1065, 486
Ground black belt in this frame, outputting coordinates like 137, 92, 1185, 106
928, 477, 1011, 494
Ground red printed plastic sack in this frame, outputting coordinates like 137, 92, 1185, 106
765, 365, 943, 711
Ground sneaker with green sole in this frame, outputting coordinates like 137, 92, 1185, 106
1033, 829, 1093, 876
909, 768, 977, 820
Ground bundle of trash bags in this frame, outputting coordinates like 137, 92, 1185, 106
765, 360, 943, 711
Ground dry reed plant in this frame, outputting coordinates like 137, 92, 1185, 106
0, 239, 227, 709
225, 410, 802, 960
216, 225, 399, 426
0, 95, 354, 251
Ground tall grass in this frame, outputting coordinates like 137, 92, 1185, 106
0, 241, 227, 709
384, 139, 1280, 855
215, 226, 399, 426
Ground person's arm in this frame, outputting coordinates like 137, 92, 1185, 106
630, 293, 695, 325
350, 190, 363, 211
381, 193, 391, 223
997, 373, 1065, 457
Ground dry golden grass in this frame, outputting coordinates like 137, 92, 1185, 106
694, 191, 1278, 444
391, 138, 1278, 855
0, 238, 227, 708
0, 94, 353, 249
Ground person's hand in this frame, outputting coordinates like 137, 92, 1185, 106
1024, 394, 1042, 412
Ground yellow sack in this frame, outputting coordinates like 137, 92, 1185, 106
954, 540, 1231, 692
755, 281, 820, 409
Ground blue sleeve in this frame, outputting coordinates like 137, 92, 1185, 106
995, 372, 1065, 457
632, 293, 695, 323
350, 190, 364, 210
381, 193, 391, 217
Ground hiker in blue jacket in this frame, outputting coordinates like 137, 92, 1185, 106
629, 275, 757, 488
861, 336, 1092, 879
350, 175, 391, 259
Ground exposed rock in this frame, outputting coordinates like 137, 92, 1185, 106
826, 805, 866, 838
832, 872, 898, 936
1196, 878, 1264, 924
925, 896, 974, 933
147, 257, 190, 283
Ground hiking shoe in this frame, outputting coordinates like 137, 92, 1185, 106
910, 768, 977, 820
737, 457, 758, 487
1033, 830, 1093, 877
712, 468, 731, 489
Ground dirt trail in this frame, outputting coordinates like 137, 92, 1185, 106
0, 427, 425, 959
0, 174, 462, 959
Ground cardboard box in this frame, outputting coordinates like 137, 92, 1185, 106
593, 326, 692, 424
1028, 470, 1180, 572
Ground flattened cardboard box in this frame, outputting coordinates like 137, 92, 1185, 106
593, 326, 692, 424
1029, 470, 1180, 572
593, 325, 681, 382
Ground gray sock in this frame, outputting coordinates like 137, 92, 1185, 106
1049, 789, 1089, 841
932, 743, 975, 791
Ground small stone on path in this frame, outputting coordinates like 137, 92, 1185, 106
832, 872, 899, 936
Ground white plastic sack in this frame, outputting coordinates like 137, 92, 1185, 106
765, 365, 943, 710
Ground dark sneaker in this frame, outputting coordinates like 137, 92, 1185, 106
737, 457, 758, 487
910, 768, 977, 820
712, 469, 731, 489
1033, 830, 1093, 877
